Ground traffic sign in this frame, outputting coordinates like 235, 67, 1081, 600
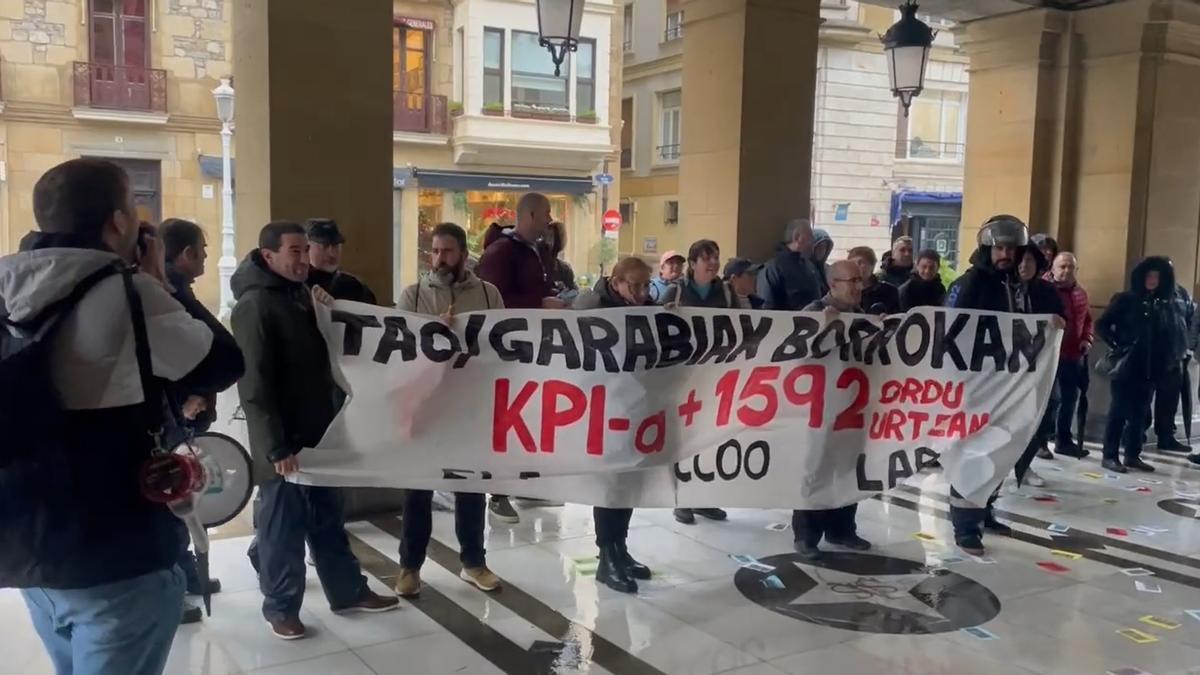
602, 209, 622, 239
594, 173, 614, 186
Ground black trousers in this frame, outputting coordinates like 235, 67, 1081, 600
594, 507, 633, 548
1103, 378, 1153, 462
1052, 358, 1088, 444
791, 504, 858, 546
400, 490, 486, 570
248, 479, 369, 622
1148, 366, 1184, 442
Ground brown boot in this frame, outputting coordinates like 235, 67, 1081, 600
332, 589, 400, 614
395, 568, 421, 598
268, 615, 306, 640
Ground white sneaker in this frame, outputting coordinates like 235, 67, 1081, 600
1024, 470, 1047, 488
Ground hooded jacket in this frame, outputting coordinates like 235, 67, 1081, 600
475, 227, 552, 309
650, 274, 675, 304
1022, 245, 1067, 318
1096, 256, 1188, 380
397, 269, 504, 315
899, 276, 946, 310
307, 267, 377, 305
574, 276, 657, 310
0, 234, 242, 589
945, 244, 1028, 312
757, 243, 825, 311
230, 252, 344, 484
877, 251, 914, 287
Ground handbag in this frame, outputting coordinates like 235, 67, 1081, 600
1094, 345, 1132, 380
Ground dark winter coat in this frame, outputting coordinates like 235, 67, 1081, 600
757, 243, 825, 311
877, 251, 914, 287
899, 277, 946, 310
0, 234, 242, 589
475, 229, 552, 309
574, 276, 656, 310
231, 251, 344, 484
945, 244, 1027, 312
862, 279, 901, 315
163, 262, 226, 442
307, 267, 377, 305
803, 296, 863, 313
1096, 256, 1188, 381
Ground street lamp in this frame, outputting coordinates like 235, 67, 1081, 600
536, 0, 584, 77
212, 77, 236, 319
881, 1, 936, 116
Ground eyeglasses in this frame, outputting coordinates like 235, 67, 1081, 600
832, 277, 863, 285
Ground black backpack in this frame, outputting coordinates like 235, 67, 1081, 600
0, 261, 126, 468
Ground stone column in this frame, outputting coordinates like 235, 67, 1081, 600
959, 0, 1200, 302
232, 0, 394, 303
678, 0, 820, 262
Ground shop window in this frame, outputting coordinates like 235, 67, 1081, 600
511, 30, 568, 116
896, 89, 965, 162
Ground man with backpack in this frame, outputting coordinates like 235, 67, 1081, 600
0, 159, 244, 674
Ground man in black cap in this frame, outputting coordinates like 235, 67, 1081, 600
305, 218, 377, 304
723, 258, 764, 309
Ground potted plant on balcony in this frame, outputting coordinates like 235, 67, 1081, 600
482, 102, 505, 117
577, 109, 598, 124
449, 101, 464, 117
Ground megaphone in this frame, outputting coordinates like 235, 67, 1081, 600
139, 432, 253, 616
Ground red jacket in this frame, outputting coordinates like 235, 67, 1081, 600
1054, 281, 1094, 360
475, 229, 551, 309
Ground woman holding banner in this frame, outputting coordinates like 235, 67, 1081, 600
662, 239, 748, 526
575, 257, 657, 593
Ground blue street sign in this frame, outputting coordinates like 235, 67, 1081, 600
594, 173, 614, 186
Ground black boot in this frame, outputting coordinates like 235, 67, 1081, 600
597, 544, 638, 593
616, 543, 652, 580
794, 540, 822, 561
1158, 438, 1192, 453
1102, 458, 1127, 473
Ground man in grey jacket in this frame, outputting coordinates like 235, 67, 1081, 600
394, 222, 503, 598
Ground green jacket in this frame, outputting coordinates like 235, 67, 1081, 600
230, 251, 344, 483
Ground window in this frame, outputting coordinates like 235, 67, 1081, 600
483, 27, 504, 109
657, 89, 681, 162
577, 39, 596, 118
92, 156, 160, 222
456, 27, 465, 104
393, 22, 431, 131
665, 0, 683, 41
897, 89, 965, 161
665, 200, 679, 224
90, 0, 148, 67
511, 30, 568, 116
623, 4, 634, 51
620, 97, 634, 169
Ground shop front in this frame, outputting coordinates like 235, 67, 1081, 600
394, 168, 598, 288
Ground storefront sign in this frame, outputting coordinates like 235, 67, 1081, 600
296, 305, 1060, 510
396, 16, 435, 31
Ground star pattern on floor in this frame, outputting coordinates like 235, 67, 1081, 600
787, 562, 945, 619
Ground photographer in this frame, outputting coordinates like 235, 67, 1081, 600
0, 159, 243, 674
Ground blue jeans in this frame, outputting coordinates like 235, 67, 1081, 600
21, 566, 185, 675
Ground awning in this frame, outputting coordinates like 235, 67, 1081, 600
402, 168, 594, 195
889, 190, 962, 228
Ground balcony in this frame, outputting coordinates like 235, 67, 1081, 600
664, 25, 683, 41
72, 62, 167, 123
656, 144, 680, 161
896, 138, 965, 163
393, 92, 449, 143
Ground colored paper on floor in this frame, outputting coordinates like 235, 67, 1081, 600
1042, 466, 1064, 472
961, 626, 998, 640
936, 555, 965, 565
1121, 568, 1155, 577
1104, 498, 1121, 504
1135, 487, 1153, 493
761, 575, 786, 590
1083, 472, 1104, 480
1050, 549, 1082, 560
1037, 561, 1070, 573
971, 556, 997, 565
1134, 581, 1162, 594
1184, 610, 1200, 623
730, 554, 758, 566
1116, 628, 1159, 644
1106, 667, 1152, 675
1047, 523, 1070, 534
1139, 615, 1181, 630
913, 532, 937, 542
1033, 495, 1059, 503
1131, 526, 1159, 536
743, 562, 775, 574
1107, 528, 1129, 536
1138, 479, 1164, 485
1104, 474, 1123, 481
766, 522, 789, 531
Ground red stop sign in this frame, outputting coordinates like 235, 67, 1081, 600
602, 209, 622, 233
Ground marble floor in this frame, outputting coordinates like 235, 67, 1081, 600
5, 446, 1200, 675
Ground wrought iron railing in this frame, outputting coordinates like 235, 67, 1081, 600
73, 62, 167, 112
393, 92, 449, 134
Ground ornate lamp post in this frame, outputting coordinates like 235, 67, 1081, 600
212, 78, 236, 319
881, 1, 936, 116
536, 0, 584, 77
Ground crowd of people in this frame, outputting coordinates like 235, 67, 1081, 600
3, 159, 1200, 674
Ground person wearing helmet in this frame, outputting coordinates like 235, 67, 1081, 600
944, 215, 1044, 556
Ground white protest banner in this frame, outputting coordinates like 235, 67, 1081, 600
295, 303, 1061, 509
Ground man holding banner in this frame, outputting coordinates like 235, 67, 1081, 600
394, 223, 504, 597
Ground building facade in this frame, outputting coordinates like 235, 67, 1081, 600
390, 0, 620, 296
0, 0, 231, 305
620, 0, 968, 266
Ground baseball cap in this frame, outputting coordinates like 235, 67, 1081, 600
659, 250, 685, 266
306, 218, 345, 245
723, 257, 762, 279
